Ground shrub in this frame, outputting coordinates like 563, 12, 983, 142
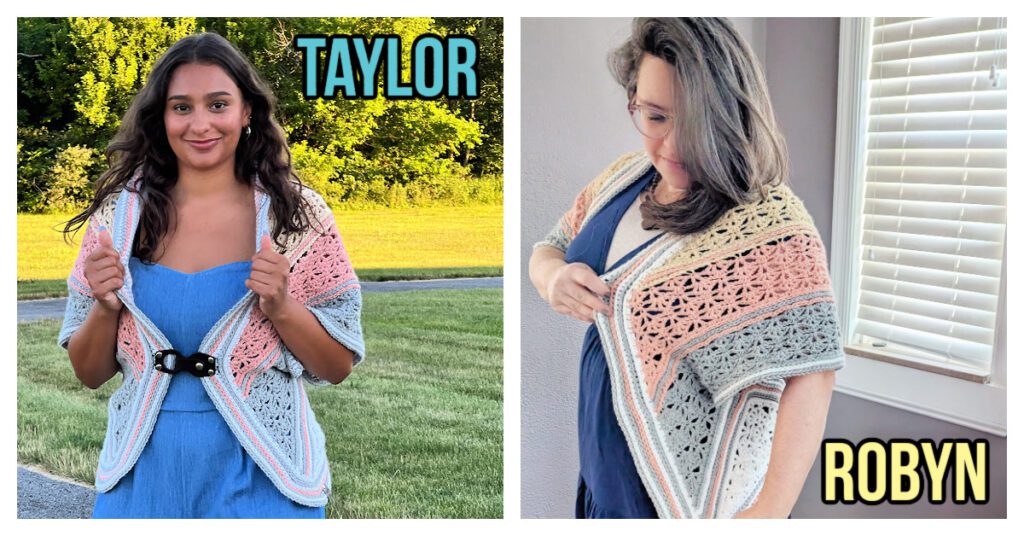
41, 145, 97, 213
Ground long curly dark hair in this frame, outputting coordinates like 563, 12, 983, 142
62, 32, 320, 260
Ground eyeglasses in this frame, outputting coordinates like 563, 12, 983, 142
627, 103, 674, 140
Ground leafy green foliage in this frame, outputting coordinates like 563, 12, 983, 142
17, 17, 503, 213
42, 145, 99, 212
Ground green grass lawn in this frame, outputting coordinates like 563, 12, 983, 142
18, 205, 503, 281
17, 289, 502, 518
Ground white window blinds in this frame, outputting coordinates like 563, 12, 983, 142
853, 17, 1007, 375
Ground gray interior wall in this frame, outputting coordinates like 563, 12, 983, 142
520, 17, 635, 519
764, 17, 1006, 519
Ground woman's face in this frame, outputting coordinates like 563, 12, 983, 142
163, 62, 251, 176
635, 53, 692, 194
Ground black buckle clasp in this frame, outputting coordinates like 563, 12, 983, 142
153, 349, 217, 377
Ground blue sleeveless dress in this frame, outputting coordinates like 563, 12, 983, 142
91, 257, 326, 519
565, 167, 662, 519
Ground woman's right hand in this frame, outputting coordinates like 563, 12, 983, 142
544, 262, 612, 323
84, 227, 125, 314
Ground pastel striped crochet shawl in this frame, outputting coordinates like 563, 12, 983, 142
58, 172, 365, 507
538, 152, 845, 518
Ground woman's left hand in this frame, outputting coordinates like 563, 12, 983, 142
246, 234, 292, 320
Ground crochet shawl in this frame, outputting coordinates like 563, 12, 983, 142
58, 172, 365, 507
537, 152, 845, 518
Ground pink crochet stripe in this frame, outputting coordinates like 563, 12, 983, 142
69, 219, 101, 297
209, 321, 234, 354
210, 376, 327, 496
702, 383, 783, 518
230, 308, 281, 389
561, 183, 595, 239
630, 233, 833, 400
232, 211, 356, 391
288, 219, 358, 304
280, 210, 337, 269
606, 249, 684, 518
116, 313, 144, 381
288, 213, 332, 262
300, 381, 311, 477
97, 371, 161, 481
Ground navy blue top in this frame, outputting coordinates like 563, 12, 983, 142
564, 167, 662, 519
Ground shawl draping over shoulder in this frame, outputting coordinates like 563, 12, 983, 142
58, 171, 365, 506
537, 152, 845, 518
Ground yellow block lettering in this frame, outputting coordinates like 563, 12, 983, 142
890, 441, 921, 502
858, 440, 886, 503
954, 441, 987, 503
824, 441, 855, 503
921, 441, 952, 503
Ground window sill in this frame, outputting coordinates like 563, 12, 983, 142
844, 344, 989, 384
834, 351, 1006, 436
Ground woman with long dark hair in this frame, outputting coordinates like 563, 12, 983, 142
529, 18, 844, 518
60, 32, 364, 518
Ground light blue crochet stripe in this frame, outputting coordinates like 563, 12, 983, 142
307, 276, 360, 306
112, 187, 141, 311
254, 185, 271, 249
711, 352, 847, 407
203, 374, 330, 507
652, 290, 837, 398
95, 288, 175, 491
308, 299, 365, 364
292, 379, 306, 475
57, 288, 90, 350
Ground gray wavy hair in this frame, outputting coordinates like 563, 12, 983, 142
610, 17, 789, 234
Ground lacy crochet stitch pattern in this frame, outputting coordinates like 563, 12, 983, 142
537, 152, 845, 518
58, 175, 364, 507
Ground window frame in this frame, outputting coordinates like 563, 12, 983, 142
830, 17, 1006, 436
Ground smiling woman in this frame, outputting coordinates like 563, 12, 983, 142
57, 32, 365, 519
164, 63, 252, 173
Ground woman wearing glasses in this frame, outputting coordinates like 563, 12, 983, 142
529, 18, 844, 519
